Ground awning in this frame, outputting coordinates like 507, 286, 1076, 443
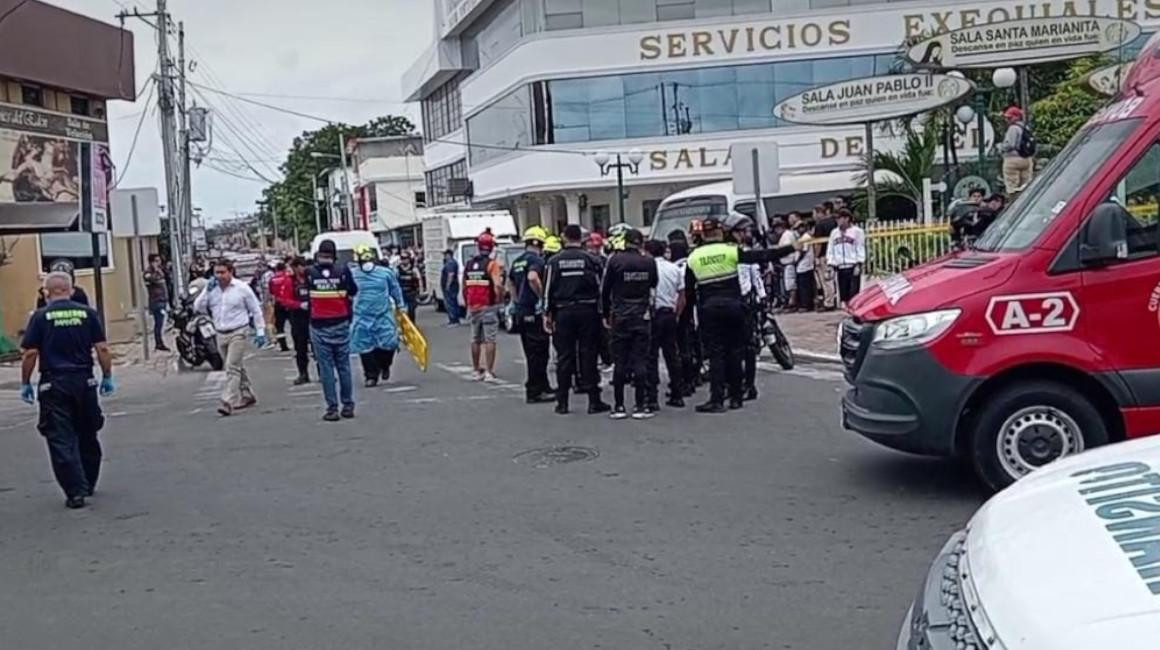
442, 212, 517, 240
0, 203, 79, 233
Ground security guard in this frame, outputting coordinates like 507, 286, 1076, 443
509, 226, 555, 404
543, 224, 611, 416
601, 228, 657, 419
686, 216, 799, 413
731, 214, 767, 402
21, 271, 115, 509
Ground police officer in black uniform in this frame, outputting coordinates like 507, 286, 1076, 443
509, 226, 555, 404
21, 271, 115, 509
667, 230, 700, 397
543, 225, 611, 415
601, 228, 658, 419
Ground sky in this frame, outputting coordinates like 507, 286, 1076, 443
55, 0, 435, 224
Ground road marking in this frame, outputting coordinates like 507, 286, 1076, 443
758, 361, 843, 383
404, 397, 441, 404
383, 385, 418, 393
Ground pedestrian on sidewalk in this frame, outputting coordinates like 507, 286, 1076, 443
143, 253, 171, 351
268, 261, 292, 352
645, 239, 685, 409
463, 231, 504, 381
351, 245, 404, 388
778, 213, 802, 310
826, 209, 866, 308
278, 257, 312, 385
1000, 106, 1034, 192
20, 272, 115, 509
195, 259, 267, 417
440, 249, 462, 326
812, 203, 838, 311
307, 240, 359, 421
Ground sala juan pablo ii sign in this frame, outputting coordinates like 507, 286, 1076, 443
774, 73, 973, 126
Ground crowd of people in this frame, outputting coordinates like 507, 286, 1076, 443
769, 199, 867, 312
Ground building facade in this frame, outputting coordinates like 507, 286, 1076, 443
352, 136, 430, 247
0, 0, 138, 345
404, 0, 1158, 233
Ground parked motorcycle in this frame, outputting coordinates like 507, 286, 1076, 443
759, 306, 795, 370
171, 279, 224, 371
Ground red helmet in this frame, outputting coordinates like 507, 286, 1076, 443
476, 231, 496, 252
587, 233, 604, 248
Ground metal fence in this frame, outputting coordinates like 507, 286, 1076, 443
863, 218, 953, 278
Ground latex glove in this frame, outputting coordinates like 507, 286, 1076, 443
255, 333, 268, 348
299, 301, 309, 311
99, 376, 116, 397
20, 383, 34, 405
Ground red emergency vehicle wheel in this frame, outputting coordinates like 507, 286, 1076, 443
969, 380, 1108, 491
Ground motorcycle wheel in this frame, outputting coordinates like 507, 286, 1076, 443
768, 318, 795, 370
207, 351, 224, 372
417, 291, 436, 306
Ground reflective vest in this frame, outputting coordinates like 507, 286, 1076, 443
463, 255, 497, 309
307, 265, 352, 321
687, 242, 742, 303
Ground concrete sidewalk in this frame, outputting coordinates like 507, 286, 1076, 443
777, 310, 844, 364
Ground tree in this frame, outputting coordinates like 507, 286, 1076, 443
1030, 56, 1110, 153
262, 114, 415, 248
854, 125, 939, 218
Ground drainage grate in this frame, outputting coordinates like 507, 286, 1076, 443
513, 446, 599, 468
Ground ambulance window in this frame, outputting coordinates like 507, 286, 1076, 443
1108, 141, 1160, 258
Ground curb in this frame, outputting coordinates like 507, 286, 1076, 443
795, 350, 842, 366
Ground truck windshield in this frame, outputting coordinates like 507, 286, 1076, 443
652, 196, 729, 239
975, 118, 1143, 252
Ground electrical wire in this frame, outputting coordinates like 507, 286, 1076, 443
0, 0, 31, 30
189, 81, 335, 124
190, 86, 283, 181
114, 79, 157, 187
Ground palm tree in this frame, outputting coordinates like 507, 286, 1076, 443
854, 124, 938, 218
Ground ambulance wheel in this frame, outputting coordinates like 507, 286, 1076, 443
970, 380, 1107, 492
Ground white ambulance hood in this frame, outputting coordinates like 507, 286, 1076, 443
966, 436, 1160, 650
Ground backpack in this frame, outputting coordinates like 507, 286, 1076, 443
1017, 123, 1037, 158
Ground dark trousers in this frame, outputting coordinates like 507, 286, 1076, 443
443, 290, 461, 324
290, 312, 310, 377
37, 373, 104, 499
700, 301, 747, 404
149, 300, 166, 347
677, 315, 700, 393
519, 314, 552, 398
836, 267, 861, 303
796, 269, 817, 311
611, 316, 650, 408
360, 349, 396, 381
404, 293, 418, 324
648, 309, 682, 403
274, 305, 290, 351
553, 307, 602, 408
744, 305, 760, 393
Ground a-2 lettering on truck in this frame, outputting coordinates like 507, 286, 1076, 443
840, 32, 1160, 491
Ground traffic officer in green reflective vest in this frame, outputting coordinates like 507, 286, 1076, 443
685, 215, 801, 413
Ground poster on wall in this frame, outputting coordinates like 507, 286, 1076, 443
906, 16, 1141, 69
774, 73, 973, 126
0, 131, 81, 204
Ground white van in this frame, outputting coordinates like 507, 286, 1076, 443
309, 230, 380, 269
899, 435, 1160, 649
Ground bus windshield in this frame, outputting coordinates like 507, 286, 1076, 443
651, 196, 729, 239
975, 118, 1143, 252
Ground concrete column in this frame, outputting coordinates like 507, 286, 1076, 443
515, 200, 531, 232
564, 193, 582, 226
537, 196, 557, 232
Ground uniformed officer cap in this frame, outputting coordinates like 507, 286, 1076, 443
623, 228, 644, 247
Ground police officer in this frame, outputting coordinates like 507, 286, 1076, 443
601, 228, 658, 419
667, 230, 700, 397
21, 271, 115, 509
509, 226, 555, 404
731, 214, 767, 402
544, 224, 611, 416
686, 217, 800, 413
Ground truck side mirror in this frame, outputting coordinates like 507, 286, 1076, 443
1080, 203, 1130, 265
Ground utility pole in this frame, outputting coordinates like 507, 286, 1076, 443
154, 0, 186, 294
338, 129, 356, 230
178, 21, 194, 267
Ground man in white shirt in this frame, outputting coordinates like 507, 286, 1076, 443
734, 216, 767, 401
194, 259, 267, 416
778, 212, 802, 308
645, 240, 686, 409
794, 220, 817, 311
826, 210, 867, 308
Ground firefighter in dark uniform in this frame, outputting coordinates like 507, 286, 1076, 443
685, 217, 800, 413
509, 226, 555, 404
21, 271, 115, 509
601, 228, 658, 419
543, 224, 611, 416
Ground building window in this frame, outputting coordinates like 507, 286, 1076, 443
656, 0, 695, 20
422, 78, 463, 143
465, 85, 533, 166
21, 85, 43, 107
39, 232, 112, 272
414, 191, 427, 208
539, 0, 773, 31
642, 199, 661, 227
425, 159, 468, 207
367, 186, 379, 213
591, 204, 610, 232
69, 96, 91, 117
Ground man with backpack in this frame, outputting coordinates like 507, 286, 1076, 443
1000, 106, 1035, 193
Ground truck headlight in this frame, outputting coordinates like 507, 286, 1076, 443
872, 309, 961, 349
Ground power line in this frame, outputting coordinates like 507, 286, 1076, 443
189, 81, 335, 124
0, 0, 31, 30
114, 79, 157, 187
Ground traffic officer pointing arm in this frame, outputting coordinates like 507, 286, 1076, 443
686, 216, 800, 413
21, 271, 114, 509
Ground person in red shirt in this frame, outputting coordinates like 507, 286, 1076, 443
268, 261, 293, 352
275, 257, 312, 384
463, 231, 505, 381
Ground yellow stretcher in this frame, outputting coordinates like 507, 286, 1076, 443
396, 308, 429, 372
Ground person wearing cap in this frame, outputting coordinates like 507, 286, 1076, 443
509, 226, 555, 403
463, 231, 505, 381
730, 214, 766, 402
1000, 106, 1033, 192
685, 217, 801, 413
601, 228, 658, 420
440, 249, 462, 326
544, 224, 612, 416
350, 245, 405, 388
307, 239, 359, 421
36, 259, 90, 309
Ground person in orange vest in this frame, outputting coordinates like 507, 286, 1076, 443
463, 231, 505, 381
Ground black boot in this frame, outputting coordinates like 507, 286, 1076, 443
729, 398, 744, 410
293, 374, 310, 386
695, 401, 727, 414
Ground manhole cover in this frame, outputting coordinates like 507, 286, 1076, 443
513, 446, 599, 468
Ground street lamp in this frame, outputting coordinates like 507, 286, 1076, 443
595, 148, 644, 224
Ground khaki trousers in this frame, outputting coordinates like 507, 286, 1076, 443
221, 327, 254, 406
1002, 156, 1033, 192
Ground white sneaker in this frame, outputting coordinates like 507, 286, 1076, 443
472, 370, 485, 381
610, 406, 628, 420
483, 371, 498, 382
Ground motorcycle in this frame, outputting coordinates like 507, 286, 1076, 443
171, 279, 224, 371
758, 305, 795, 370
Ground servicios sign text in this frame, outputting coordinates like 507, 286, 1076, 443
774, 73, 973, 126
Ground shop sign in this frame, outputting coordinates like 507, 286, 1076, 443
0, 102, 108, 142
774, 73, 973, 126
906, 16, 1141, 68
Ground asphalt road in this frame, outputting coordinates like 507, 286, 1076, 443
0, 309, 986, 650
